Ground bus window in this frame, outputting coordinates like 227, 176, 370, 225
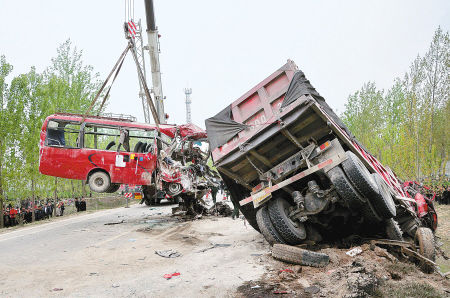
46, 120, 81, 148
84, 125, 121, 151
129, 129, 156, 153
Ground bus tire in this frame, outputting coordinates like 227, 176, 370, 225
268, 197, 306, 245
414, 227, 435, 273
371, 173, 396, 219
106, 183, 120, 193
88, 171, 111, 193
341, 151, 378, 199
256, 205, 286, 246
271, 244, 329, 267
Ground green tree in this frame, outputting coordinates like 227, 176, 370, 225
0, 55, 13, 227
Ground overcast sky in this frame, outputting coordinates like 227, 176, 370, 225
1, 0, 449, 127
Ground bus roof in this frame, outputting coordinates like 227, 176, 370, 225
46, 113, 207, 140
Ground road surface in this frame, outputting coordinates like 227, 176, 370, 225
0, 203, 268, 297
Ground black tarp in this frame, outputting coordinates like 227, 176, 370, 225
281, 70, 322, 108
205, 105, 248, 150
282, 70, 361, 148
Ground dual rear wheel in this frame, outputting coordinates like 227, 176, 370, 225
256, 197, 306, 246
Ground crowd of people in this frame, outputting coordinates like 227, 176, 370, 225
434, 185, 450, 205
2, 197, 88, 228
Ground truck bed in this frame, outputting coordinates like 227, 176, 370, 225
206, 60, 406, 198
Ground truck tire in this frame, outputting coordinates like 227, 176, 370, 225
268, 197, 306, 245
414, 227, 435, 273
328, 166, 381, 222
144, 199, 152, 206
371, 173, 396, 219
88, 171, 111, 193
256, 206, 286, 245
341, 151, 378, 199
271, 244, 329, 267
385, 218, 403, 241
328, 166, 365, 207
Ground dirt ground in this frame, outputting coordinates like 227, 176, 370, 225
236, 204, 450, 298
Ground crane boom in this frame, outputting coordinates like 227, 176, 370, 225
144, 0, 166, 124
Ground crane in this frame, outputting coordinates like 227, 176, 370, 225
144, 0, 166, 124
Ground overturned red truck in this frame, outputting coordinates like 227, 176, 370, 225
205, 60, 437, 267
39, 113, 215, 206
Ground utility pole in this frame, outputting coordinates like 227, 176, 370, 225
144, 0, 166, 124
184, 88, 192, 124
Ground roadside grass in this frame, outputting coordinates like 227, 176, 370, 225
376, 281, 444, 298
435, 204, 450, 274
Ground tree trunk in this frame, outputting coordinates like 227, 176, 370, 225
53, 177, 58, 217
81, 180, 86, 198
0, 160, 4, 229
31, 178, 36, 222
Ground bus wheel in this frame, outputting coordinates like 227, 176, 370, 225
89, 171, 111, 193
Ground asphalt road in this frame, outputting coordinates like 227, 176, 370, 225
0, 202, 267, 297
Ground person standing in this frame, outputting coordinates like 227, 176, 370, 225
80, 198, 86, 211
61, 201, 65, 216
210, 182, 219, 205
75, 198, 80, 212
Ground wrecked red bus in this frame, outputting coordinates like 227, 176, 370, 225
39, 113, 211, 206
39, 113, 176, 193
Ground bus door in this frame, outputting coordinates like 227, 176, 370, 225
110, 128, 158, 185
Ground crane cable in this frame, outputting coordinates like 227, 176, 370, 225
82, 43, 131, 122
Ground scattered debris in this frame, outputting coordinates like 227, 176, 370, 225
163, 272, 180, 280
207, 202, 232, 217
89, 272, 98, 276
250, 253, 263, 257
104, 220, 124, 225
196, 243, 232, 253
304, 285, 320, 294
279, 269, 294, 273
271, 244, 330, 267
346, 247, 363, 257
128, 239, 136, 242
250, 285, 261, 289
111, 284, 120, 288
155, 249, 182, 258
52, 288, 63, 292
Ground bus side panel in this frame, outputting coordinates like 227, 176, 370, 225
39, 146, 86, 180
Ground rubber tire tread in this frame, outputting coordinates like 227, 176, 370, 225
371, 173, 396, 219
328, 166, 381, 223
328, 166, 365, 209
89, 171, 111, 193
268, 198, 306, 245
256, 206, 286, 245
415, 227, 435, 273
385, 218, 403, 241
341, 151, 379, 199
271, 244, 329, 267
